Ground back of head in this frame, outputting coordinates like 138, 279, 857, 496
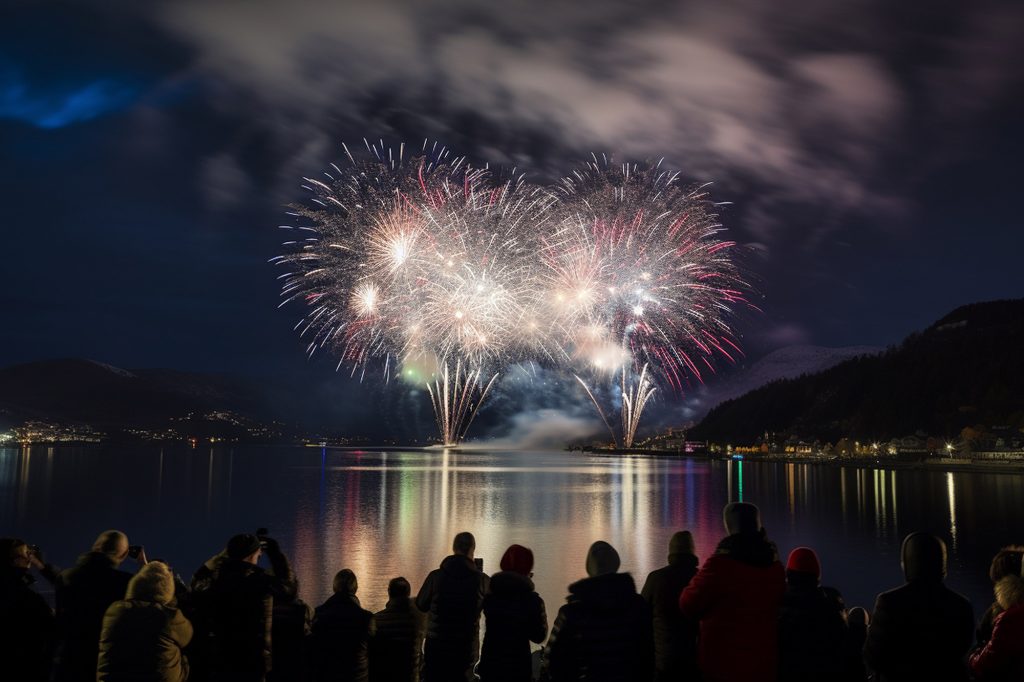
786, 547, 822, 585
585, 541, 621, 578
333, 568, 358, 595
500, 544, 534, 576
723, 502, 761, 535
126, 562, 175, 604
989, 546, 1024, 583
388, 576, 411, 600
225, 534, 262, 561
92, 530, 128, 560
668, 531, 695, 558
0, 537, 26, 567
901, 532, 946, 582
452, 531, 476, 556
848, 606, 869, 627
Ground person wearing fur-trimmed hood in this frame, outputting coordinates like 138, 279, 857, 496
970, 554, 1024, 680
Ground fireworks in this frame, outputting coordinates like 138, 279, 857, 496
274, 143, 752, 445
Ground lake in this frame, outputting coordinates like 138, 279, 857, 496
2, 445, 1023, 625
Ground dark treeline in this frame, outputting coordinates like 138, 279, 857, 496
3, 502, 1024, 681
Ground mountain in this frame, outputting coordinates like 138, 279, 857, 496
690, 299, 1024, 443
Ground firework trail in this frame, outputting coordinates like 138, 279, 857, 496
427, 360, 500, 446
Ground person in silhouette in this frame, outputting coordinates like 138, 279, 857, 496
679, 502, 786, 682
370, 577, 426, 682
416, 531, 490, 682
863, 532, 974, 682
478, 544, 548, 682
0, 537, 57, 681
310, 569, 375, 682
542, 541, 652, 681
641, 530, 700, 681
776, 547, 847, 682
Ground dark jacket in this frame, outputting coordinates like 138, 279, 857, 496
0, 566, 56, 682
679, 531, 786, 682
777, 576, 847, 682
641, 552, 699, 680
416, 554, 489, 679
970, 574, 1024, 681
863, 580, 974, 681
478, 571, 548, 682
310, 592, 375, 682
370, 597, 426, 682
190, 551, 296, 682
97, 600, 193, 682
542, 572, 653, 682
268, 597, 312, 682
53, 552, 133, 682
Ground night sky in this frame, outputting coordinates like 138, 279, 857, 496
2, 1, 1022, 436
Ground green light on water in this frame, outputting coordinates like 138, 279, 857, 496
738, 460, 743, 502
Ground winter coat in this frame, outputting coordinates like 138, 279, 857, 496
679, 531, 786, 682
310, 592, 375, 682
863, 579, 974, 682
640, 552, 699, 680
478, 571, 548, 682
370, 597, 427, 682
0, 567, 56, 682
190, 552, 296, 682
53, 552, 134, 682
416, 554, 489, 680
978, 601, 1003, 647
777, 578, 847, 682
96, 600, 193, 682
970, 574, 1024, 681
267, 598, 312, 682
542, 572, 653, 682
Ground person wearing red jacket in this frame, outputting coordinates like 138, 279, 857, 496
970, 558, 1024, 681
679, 502, 785, 682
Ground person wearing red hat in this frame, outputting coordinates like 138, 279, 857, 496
777, 547, 847, 682
477, 545, 548, 682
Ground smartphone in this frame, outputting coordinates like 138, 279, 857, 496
474, 558, 483, 571
127, 545, 143, 559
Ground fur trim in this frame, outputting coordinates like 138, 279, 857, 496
995, 574, 1024, 611
126, 562, 174, 604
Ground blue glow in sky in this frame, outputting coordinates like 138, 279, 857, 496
0, 70, 138, 129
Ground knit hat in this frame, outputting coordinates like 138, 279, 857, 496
668, 531, 695, 557
226, 534, 262, 560
786, 547, 821, 579
586, 541, 621, 577
500, 544, 534, 576
723, 502, 761, 535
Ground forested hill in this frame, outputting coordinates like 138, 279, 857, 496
689, 299, 1024, 443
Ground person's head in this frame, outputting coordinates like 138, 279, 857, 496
723, 502, 761, 536
668, 531, 695, 560
585, 541, 621, 578
848, 606, 870, 627
0, 537, 30, 572
333, 569, 358, 595
786, 547, 822, 586
989, 546, 1024, 583
92, 530, 129, 566
901, 532, 946, 582
225, 534, 262, 565
387, 576, 411, 600
500, 544, 534, 577
126, 561, 175, 604
453, 532, 476, 559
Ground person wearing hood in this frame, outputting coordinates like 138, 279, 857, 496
190, 532, 297, 682
310, 569, 375, 682
970, 553, 1024, 680
641, 530, 699, 681
370, 577, 426, 682
416, 531, 490, 682
776, 547, 847, 682
541, 541, 653, 682
0, 538, 57, 681
976, 546, 1024, 647
863, 532, 974, 682
679, 502, 786, 682
54, 530, 147, 682
478, 544, 549, 682
97, 561, 193, 682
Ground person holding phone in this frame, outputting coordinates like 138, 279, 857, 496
416, 531, 490, 682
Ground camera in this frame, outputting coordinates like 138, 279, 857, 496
27, 544, 41, 556
255, 528, 269, 549
127, 545, 143, 559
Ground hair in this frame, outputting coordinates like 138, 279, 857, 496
0, 537, 27, 564
989, 546, 1024, 583
92, 530, 128, 560
126, 562, 175, 604
388, 576, 411, 599
453, 532, 476, 556
333, 569, 358, 595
